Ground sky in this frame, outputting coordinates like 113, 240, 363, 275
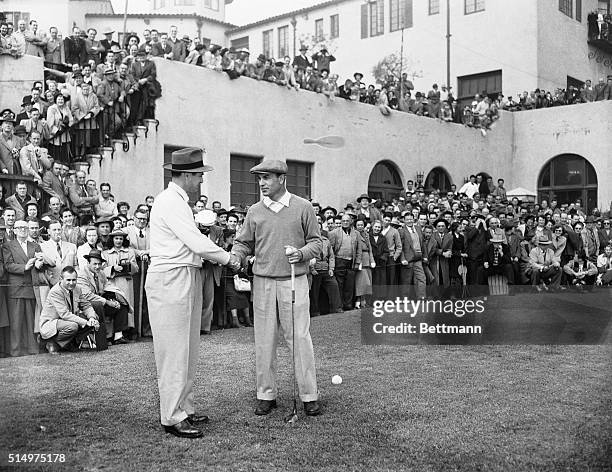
110, 0, 323, 26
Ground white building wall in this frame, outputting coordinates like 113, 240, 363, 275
226, 0, 604, 99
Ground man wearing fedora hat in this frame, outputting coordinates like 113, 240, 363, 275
483, 233, 514, 284
356, 193, 382, 224
77, 249, 129, 345
0, 109, 26, 174
529, 235, 561, 291
311, 46, 336, 74
231, 159, 322, 417
146, 147, 240, 438
293, 45, 311, 84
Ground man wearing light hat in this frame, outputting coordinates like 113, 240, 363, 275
146, 147, 240, 438
528, 235, 561, 291
231, 159, 323, 417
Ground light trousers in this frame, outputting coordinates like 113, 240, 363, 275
146, 266, 202, 426
253, 274, 318, 402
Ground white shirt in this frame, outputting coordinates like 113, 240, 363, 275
18, 238, 29, 256
459, 182, 479, 199
148, 182, 230, 272
262, 191, 291, 214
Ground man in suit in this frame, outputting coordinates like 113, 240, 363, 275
129, 50, 158, 126
581, 216, 600, 263
77, 249, 129, 345
598, 219, 612, 252
483, 234, 514, 284
0, 110, 26, 174
40, 221, 78, 286
40, 266, 100, 354
594, 78, 607, 101
328, 213, 363, 310
167, 26, 186, 61
430, 219, 453, 290
356, 194, 382, 225
194, 210, 224, 333
529, 236, 562, 291
0, 208, 16, 243
125, 208, 151, 336
19, 130, 50, 183
5, 181, 37, 221
3, 220, 44, 356
41, 162, 69, 207
397, 213, 426, 299
382, 213, 402, 288
292, 45, 311, 84
69, 171, 99, 220
99, 28, 119, 63
64, 26, 86, 66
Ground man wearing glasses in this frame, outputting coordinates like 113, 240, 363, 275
2, 220, 44, 356
598, 219, 611, 253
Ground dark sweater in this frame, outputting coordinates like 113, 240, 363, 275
232, 194, 322, 278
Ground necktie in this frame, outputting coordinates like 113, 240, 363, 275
7, 229, 13, 240
69, 290, 75, 313
81, 185, 88, 197
139, 229, 144, 238
57, 242, 62, 258
93, 273, 99, 294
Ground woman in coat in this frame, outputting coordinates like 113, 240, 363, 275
46, 93, 74, 164
354, 217, 373, 308
449, 221, 468, 296
103, 231, 138, 332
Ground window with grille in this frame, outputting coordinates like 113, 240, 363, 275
369, 0, 385, 36
330, 14, 339, 38
429, 0, 440, 15
204, 0, 219, 10
286, 161, 312, 200
2, 11, 31, 25
262, 29, 273, 58
278, 26, 289, 58
315, 18, 324, 41
390, 0, 413, 31
465, 0, 485, 14
230, 36, 249, 50
230, 155, 262, 207
559, 0, 573, 17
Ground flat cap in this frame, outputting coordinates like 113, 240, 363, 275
250, 159, 288, 175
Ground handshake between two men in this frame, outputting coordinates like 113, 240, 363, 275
225, 245, 303, 271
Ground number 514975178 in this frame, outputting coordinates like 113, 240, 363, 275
8, 453, 66, 463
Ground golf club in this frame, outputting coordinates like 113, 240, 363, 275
284, 250, 299, 424
303, 135, 345, 149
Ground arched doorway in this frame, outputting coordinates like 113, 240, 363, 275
368, 161, 403, 203
424, 167, 452, 193
538, 154, 597, 212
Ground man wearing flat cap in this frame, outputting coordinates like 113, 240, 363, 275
146, 147, 240, 439
232, 159, 323, 417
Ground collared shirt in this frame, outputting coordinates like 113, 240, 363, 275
148, 182, 230, 272
18, 238, 29, 256
262, 191, 291, 214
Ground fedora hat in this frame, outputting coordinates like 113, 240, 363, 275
103, 27, 115, 35
537, 235, 552, 245
356, 193, 371, 203
299, 44, 308, 51
0, 109, 16, 124
21, 95, 32, 107
390, 217, 401, 227
83, 249, 104, 262
109, 229, 127, 238
94, 217, 113, 226
163, 147, 213, 173
321, 206, 338, 216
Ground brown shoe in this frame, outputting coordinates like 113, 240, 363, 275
163, 420, 203, 438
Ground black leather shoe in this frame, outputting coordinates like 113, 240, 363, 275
163, 420, 203, 438
113, 337, 131, 345
46, 342, 60, 355
186, 413, 209, 425
303, 401, 321, 416
254, 399, 277, 416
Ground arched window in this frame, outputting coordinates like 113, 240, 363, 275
424, 167, 452, 193
538, 154, 597, 213
367, 161, 403, 203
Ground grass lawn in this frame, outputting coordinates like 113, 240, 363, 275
0, 310, 610, 471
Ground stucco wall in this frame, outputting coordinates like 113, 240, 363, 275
152, 58, 514, 208
536, 0, 609, 90
0, 55, 44, 114
227, 0, 540, 96
511, 100, 611, 211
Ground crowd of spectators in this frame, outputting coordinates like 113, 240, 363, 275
1, 20, 161, 163
588, 10, 612, 42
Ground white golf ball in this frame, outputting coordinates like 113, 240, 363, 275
332, 375, 342, 385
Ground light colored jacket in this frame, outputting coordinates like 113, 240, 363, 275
40, 283, 97, 339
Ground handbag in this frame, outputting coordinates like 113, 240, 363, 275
233, 274, 251, 292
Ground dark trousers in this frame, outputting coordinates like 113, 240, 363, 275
467, 258, 484, 285
310, 272, 341, 314
372, 265, 387, 299
602, 269, 612, 285
334, 258, 355, 309
91, 292, 129, 337
132, 259, 150, 337
531, 267, 562, 288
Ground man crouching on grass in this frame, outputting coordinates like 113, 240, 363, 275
231, 159, 323, 417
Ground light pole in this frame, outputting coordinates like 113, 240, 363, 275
446, 0, 451, 89
291, 16, 297, 58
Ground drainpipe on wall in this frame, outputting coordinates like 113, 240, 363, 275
291, 16, 297, 58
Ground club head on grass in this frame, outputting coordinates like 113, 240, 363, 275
284, 411, 299, 424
